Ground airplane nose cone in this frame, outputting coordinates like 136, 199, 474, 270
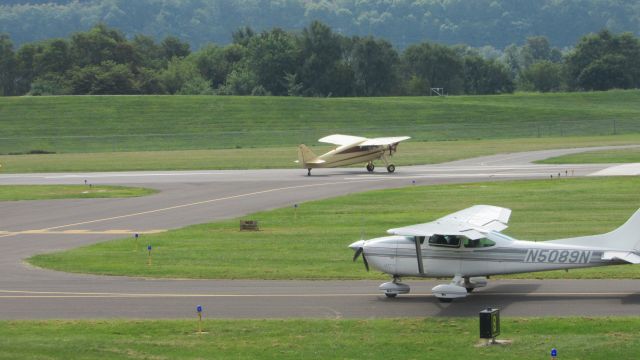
348, 240, 365, 251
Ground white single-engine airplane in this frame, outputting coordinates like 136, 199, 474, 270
349, 205, 640, 302
296, 134, 410, 176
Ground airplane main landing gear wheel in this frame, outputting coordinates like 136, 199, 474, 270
465, 287, 475, 293
366, 163, 375, 172
438, 298, 454, 303
385, 293, 398, 298
386, 164, 395, 173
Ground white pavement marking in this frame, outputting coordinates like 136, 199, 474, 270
44, 172, 232, 179
344, 173, 550, 180
0, 229, 166, 236
0, 178, 390, 239
589, 163, 640, 176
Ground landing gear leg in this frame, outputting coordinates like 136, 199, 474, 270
381, 154, 395, 173
307, 168, 311, 176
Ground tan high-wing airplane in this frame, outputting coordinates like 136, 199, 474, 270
296, 134, 410, 176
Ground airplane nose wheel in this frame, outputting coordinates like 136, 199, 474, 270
386, 164, 395, 173
366, 163, 375, 172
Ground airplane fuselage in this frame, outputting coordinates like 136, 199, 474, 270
307, 145, 389, 169
362, 232, 627, 278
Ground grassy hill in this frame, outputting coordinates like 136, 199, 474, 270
1, 90, 639, 155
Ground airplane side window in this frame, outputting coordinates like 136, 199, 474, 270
429, 234, 460, 248
479, 238, 496, 247
465, 238, 496, 248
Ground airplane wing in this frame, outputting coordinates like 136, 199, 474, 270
318, 134, 367, 146
359, 136, 411, 146
387, 205, 512, 239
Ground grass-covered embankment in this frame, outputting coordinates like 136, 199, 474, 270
0, 185, 156, 201
538, 147, 640, 164
0, 317, 638, 359
1, 91, 639, 154
29, 177, 640, 279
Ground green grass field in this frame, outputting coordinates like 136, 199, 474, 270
0, 317, 638, 359
1, 91, 639, 155
0, 185, 156, 201
29, 177, 640, 280
538, 147, 640, 164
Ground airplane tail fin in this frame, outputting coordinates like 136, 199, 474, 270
297, 144, 318, 167
606, 208, 640, 251
548, 208, 640, 251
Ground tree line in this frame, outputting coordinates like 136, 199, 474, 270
0, 22, 639, 97
1, 0, 639, 50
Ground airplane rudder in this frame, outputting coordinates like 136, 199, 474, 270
612, 208, 640, 250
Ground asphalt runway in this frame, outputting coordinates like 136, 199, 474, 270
1, 146, 639, 319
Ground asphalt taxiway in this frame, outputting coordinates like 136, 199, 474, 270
0, 146, 639, 319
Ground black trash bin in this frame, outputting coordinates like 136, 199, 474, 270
479, 308, 500, 339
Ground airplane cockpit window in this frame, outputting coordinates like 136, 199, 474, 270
428, 234, 461, 248
463, 238, 496, 248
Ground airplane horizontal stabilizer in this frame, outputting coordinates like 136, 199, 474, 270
602, 251, 640, 264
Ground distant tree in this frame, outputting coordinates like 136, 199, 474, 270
519, 60, 565, 92
14, 42, 38, 95
522, 36, 554, 67
297, 21, 344, 96
36, 39, 72, 74
161, 36, 191, 60
69, 60, 137, 95
0, 33, 16, 96
70, 24, 128, 66
402, 42, 464, 95
566, 30, 640, 90
247, 28, 298, 95
158, 57, 208, 94
350, 36, 399, 96
196, 43, 249, 92
463, 55, 515, 94
29, 72, 71, 95
232, 26, 255, 47
131, 34, 164, 70
217, 67, 257, 95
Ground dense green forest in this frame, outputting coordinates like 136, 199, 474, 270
1, 21, 639, 97
1, 0, 639, 50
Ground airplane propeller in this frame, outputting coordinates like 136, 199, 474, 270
349, 240, 369, 271
389, 143, 399, 156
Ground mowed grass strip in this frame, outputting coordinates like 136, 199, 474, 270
1, 134, 639, 173
0, 318, 638, 359
1, 90, 640, 154
538, 146, 640, 164
0, 185, 156, 201
29, 177, 640, 279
